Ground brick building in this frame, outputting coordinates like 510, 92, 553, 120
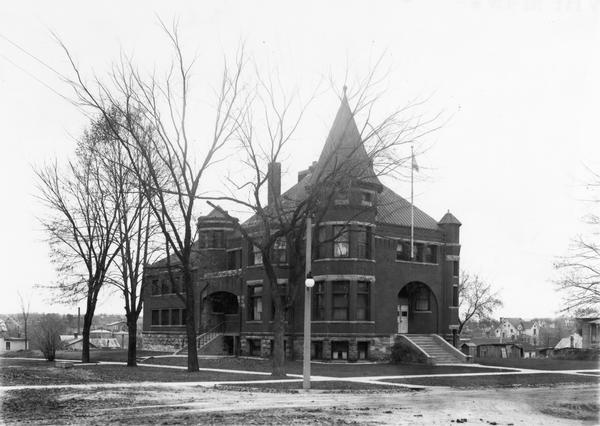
142, 95, 462, 361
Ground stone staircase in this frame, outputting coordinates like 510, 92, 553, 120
173, 322, 224, 355
402, 334, 467, 364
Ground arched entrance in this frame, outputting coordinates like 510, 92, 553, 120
397, 282, 438, 334
202, 291, 239, 329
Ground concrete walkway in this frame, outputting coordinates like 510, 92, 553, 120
2, 356, 598, 392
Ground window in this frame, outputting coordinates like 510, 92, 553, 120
331, 281, 349, 320
361, 191, 373, 206
331, 341, 348, 360
151, 279, 159, 295
311, 341, 323, 359
452, 285, 458, 307
333, 226, 349, 258
250, 245, 263, 265
160, 309, 169, 325
414, 284, 430, 311
453, 261, 460, 277
5, 342, 10, 350
273, 238, 287, 263
356, 226, 372, 259
414, 243, 424, 262
396, 241, 410, 261
151, 310, 159, 325
182, 309, 187, 325
249, 339, 261, 357
317, 226, 328, 259
312, 282, 325, 320
198, 231, 210, 249
212, 230, 224, 248
171, 276, 181, 294
161, 278, 170, 294
227, 248, 242, 270
356, 281, 370, 320
171, 309, 180, 326
248, 285, 263, 321
335, 188, 349, 205
357, 342, 369, 360
424, 245, 437, 263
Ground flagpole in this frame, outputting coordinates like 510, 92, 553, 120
410, 145, 414, 260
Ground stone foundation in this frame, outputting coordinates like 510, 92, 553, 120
142, 332, 187, 352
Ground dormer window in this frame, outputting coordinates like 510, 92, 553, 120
334, 189, 349, 205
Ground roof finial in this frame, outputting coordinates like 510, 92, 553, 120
342, 85, 348, 98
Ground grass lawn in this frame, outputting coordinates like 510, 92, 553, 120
141, 356, 515, 376
475, 357, 600, 371
382, 373, 600, 388
0, 349, 167, 363
0, 358, 268, 386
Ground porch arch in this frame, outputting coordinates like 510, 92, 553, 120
397, 282, 439, 334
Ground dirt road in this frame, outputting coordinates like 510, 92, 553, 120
1, 383, 597, 424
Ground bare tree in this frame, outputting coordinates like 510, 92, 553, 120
17, 291, 31, 350
88, 109, 162, 366
457, 271, 503, 335
205, 65, 440, 376
35, 128, 121, 364
56, 22, 247, 371
554, 215, 600, 314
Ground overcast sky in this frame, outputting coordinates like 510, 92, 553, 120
1, 0, 599, 318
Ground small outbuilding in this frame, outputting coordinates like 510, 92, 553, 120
477, 343, 523, 359
460, 342, 477, 358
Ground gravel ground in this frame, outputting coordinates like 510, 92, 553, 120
1, 383, 597, 424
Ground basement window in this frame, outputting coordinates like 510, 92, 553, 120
331, 341, 349, 360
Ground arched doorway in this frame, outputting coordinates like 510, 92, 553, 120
397, 282, 438, 334
202, 291, 239, 329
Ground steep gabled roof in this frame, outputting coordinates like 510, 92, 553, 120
308, 93, 380, 187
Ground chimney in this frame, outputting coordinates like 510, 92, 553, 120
268, 162, 281, 206
297, 161, 318, 182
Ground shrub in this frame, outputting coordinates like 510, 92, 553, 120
391, 340, 429, 364
31, 314, 65, 361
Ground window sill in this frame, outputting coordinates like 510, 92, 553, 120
413, 311, 432, 314
151, 293, 186, 297
311, 321, 375, 324
334, 200, 350, 206
246, 320, 263, 323
394, 260, 438, 266
315, 258, 375, 263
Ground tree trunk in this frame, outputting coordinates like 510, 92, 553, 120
81, 311, 93, 363
271, 304, 286, 378
184, 269, 199, 372
126, 316, 137, 367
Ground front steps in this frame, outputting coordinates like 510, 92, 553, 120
399, 334, 468, 364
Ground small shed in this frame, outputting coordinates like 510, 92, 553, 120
477, 343, 523, 359
460, 342, 477, 358
0, 336, 27, 353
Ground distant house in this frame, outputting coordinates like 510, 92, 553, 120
494, 318, 521, 341
106, 321, 128, 333
577, 318, 600, 349
64, 337, 120, 351
89, 329, 113, 339
554, 333, 583, 350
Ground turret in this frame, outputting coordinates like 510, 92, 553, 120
438, 210, 461, 244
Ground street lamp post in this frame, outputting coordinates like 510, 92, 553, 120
303, 216, 314, 390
